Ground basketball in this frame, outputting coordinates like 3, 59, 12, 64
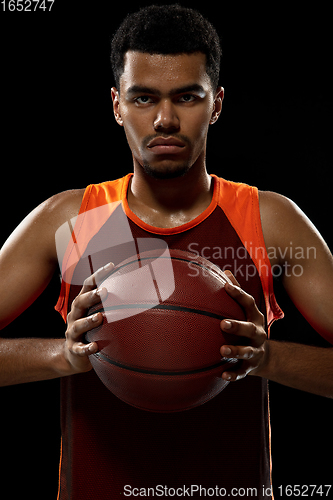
85, 248, 246, 412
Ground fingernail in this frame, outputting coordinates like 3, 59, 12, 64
223, 320, 232, 330
103, 262, 114, 270
91, 313, 100, 322
88, 343, 96, 353
223, 347, 232, 356
95, 287, 107, 298
225, 283, 238, 290
225, 282, 235, 290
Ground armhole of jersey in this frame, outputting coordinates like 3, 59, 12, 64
250, 188, 284, 331
54, 184, 94, 322
215, 176, 284, 332
54, 177, 130, 322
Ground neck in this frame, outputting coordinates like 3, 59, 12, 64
128, 155, 213, 228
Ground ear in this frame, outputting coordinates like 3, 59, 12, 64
209, 86, 224, 125
111, 87, 123, 126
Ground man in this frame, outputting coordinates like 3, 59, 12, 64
0, 4, 332, 499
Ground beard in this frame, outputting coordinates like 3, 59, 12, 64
141, 161, 191, 180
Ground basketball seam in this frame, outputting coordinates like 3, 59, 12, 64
93, 352, 236, 376
91, 304, 229, 321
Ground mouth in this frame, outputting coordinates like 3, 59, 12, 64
147, 136, 186, 155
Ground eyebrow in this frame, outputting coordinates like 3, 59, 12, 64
125, 83, 207, 98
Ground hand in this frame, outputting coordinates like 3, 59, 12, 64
62, 262, 114, 375
219, 272, 267, 382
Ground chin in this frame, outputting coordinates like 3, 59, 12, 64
141, 162, 191, 180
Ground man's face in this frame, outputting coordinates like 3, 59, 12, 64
112, 51, 223, 179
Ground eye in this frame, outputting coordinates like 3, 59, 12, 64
134, 96, 154, 105
179, 94, 196, 103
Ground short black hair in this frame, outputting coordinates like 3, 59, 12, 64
110, 4, 222, 90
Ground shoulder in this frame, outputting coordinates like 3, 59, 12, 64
1, 188, 86, 264
258, 190, 329, 265
259, 190, 296, 245
41, 188, 85, 228
259, 190, 315, 237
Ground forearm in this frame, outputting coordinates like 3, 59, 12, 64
253, 340, 333, 398
0, 337, 69, 386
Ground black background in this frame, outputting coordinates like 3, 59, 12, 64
0, 1, 332, 499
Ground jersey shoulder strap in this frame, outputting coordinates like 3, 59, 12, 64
55, 175, 131, 321
213, 175, 283, 327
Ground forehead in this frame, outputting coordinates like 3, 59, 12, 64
120, 51, 211, 93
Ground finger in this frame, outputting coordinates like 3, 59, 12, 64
222, 361, 252, 382
68, 286, 108, 324
220, 344, 255, 360
224, 282, 265, 325
220, 319, 267, 347
68, 312, 102, 341
71, 340, 99, 357
81, 261, 114, 294
224, 270, 241, 287
67, 312, 102, 356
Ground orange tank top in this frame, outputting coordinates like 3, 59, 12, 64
55, 174, 282, 327
55, 174, 283, 500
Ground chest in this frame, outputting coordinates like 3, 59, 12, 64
68, 204, 266, 317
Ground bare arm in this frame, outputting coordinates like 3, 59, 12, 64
220, 192, 333, 397
257, 340, 333, 398
0, 190, 109, 386
0, 338, 69, 386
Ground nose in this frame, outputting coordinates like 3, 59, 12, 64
153, 99, 180, 133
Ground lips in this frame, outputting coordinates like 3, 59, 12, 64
147, 136, 185, 154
